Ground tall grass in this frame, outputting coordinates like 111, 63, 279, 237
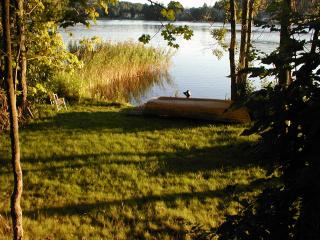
66, 40, 172, 102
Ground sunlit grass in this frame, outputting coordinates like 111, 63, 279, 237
0, 105, 267, 240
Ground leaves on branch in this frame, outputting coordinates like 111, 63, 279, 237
138, 1, 193, 48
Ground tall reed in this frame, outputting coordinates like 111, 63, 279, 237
68, 40, 172, 102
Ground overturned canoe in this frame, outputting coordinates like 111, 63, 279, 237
140, 97, 251, 123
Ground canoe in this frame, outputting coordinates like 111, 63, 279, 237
138, 97, 251, 124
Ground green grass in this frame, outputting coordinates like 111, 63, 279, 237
0, 105, 266, 240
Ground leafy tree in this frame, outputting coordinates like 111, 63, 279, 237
213, 1, 320, 239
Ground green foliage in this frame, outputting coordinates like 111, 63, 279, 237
59, 0, 118, 27
161, 1, 184, 21
161, 24, 193, 48
167, 1, 184, 14
211, 28, 227, 46
50, 73, 84, 103
211, 28, 228, 59
138, 1, 193, 48
23, 1, 84, 103
161, 8, 176, 21
17, 0, 132, 105
138, 34, 151, 44
138, 24, 193, 48
28, 83, 49, 104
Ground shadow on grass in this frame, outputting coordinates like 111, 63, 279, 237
0, 108, 264, 239
23, 179, 265, 218
20, 180, 268, 240
0, 141, 259, 177
26, 109, 242, 133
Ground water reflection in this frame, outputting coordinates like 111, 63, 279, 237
90, 68, 174, 104
130, 70, 174, 104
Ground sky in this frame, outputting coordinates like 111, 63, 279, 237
125, 0, 217, 8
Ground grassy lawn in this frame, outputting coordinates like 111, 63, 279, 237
0, 105, 266, 240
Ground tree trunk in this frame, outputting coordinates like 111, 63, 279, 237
236, 0, 249, 99
15, 0, 28, 109
1, 0, 24, 239
279, 0, 292, 87
244, 0, 254, 72
296, 27, 319, 81
229, 0, 237, 101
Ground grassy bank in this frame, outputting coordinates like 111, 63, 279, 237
0, 105, 266, 239
54, 41, 171, 103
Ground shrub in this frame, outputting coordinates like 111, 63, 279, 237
50, 73, 84, 103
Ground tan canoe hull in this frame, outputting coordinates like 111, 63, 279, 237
142, 97, 251, 123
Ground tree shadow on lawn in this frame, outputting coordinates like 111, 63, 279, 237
26, 109, 243, 133
0, 108, 249, 175
0, 124, 266, 239
0, 139, 261, 176
22, 180, 267, 239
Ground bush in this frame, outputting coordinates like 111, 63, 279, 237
50, 73, 84, 103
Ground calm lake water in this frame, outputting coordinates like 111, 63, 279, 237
61, 20, 307, 103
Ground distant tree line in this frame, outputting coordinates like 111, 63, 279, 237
99, 0, 315, 23
98, 1, 227, 22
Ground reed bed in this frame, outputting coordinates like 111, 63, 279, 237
68, 41, 172, 102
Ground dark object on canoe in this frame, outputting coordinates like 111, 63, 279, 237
133, 97, 251, 124
183, 90, 191, 98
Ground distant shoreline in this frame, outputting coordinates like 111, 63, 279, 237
97, 17, 224, 23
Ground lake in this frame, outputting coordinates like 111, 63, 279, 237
61, 20, 285, 103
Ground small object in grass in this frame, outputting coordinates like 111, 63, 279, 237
183, 90, 191, 98
50, 93, 67, 111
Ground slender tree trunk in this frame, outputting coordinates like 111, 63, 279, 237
296, 27, 319, 81
279, 0, 292, 87
244, 0, 254, 73
236, 0, 249, 99
1, 0, 24, 239
15, 0, 28, 109
229, 0, 237, 101
0, 47, 2, 89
